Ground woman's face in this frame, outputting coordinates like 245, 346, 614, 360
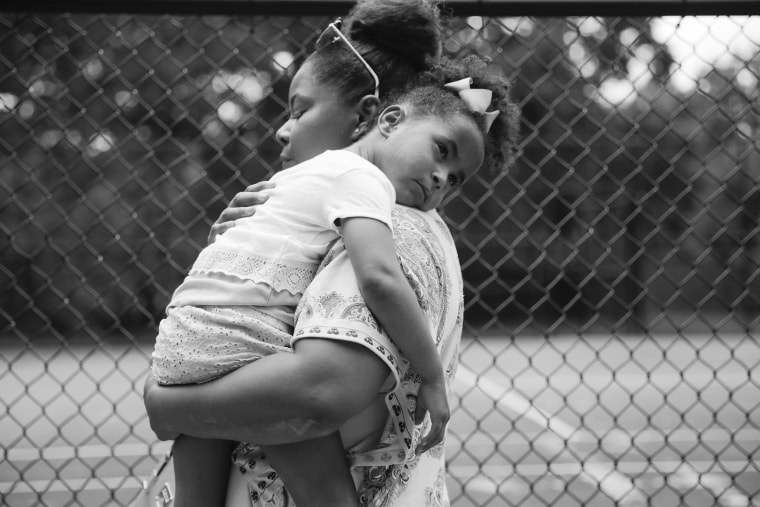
276, 59, 360, 169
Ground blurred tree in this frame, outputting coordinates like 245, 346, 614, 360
444, 16, 702, 331
0, 14, 326, 334
1, 13, 758, 336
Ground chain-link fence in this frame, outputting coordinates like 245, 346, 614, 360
1, 3, 759, 506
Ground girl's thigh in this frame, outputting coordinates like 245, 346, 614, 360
292, 337, 391, 414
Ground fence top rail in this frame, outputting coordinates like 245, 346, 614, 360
3, 0, 759, 16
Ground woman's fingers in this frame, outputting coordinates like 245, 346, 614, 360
244, 180, 276, 193
208, 206, 257, 243
218, 205, 259, 223
207, 181, 274, 244
228, 181, 275, 209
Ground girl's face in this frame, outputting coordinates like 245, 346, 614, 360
376, 108, 485, 211
277, 60, 360, 168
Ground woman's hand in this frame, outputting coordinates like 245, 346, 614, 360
208, 181, 275, 244
414, 379, 450, 455
142, 375, 180, 441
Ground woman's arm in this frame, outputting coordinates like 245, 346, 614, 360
340, 216, 450, 453
143, 374, 329, 444
144, 336, 389, 444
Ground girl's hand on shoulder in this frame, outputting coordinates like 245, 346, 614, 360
207, 181, 275, 244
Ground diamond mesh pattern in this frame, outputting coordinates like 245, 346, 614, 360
1, 10, 759, 507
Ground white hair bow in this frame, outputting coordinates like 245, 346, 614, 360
443, 77, 500, 133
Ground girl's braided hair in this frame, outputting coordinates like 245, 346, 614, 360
389, 55, 521, 175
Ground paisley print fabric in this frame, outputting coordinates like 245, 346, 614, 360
233, 206, 463, 507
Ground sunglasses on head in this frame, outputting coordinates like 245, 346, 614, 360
315, 18, 380, 98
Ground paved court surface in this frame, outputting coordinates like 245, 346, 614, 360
447, 333, 760, 507
1, 333, 758, 506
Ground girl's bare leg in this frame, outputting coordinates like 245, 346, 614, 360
262, 432, 360, 507
173, 435, 234, 507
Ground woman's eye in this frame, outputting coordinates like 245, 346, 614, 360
287, 109, 302, 120
436, 142, 449, 159
447, 174, 460, 187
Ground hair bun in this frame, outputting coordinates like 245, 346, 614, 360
345, 0, 442, 68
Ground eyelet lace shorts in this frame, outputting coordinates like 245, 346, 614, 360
151, 305, 293, 385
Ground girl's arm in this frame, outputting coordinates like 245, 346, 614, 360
340, 216, 450, 453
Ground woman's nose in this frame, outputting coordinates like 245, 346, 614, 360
276, 122, 291, 145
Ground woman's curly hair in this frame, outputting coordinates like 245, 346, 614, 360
389, 55, 521, 175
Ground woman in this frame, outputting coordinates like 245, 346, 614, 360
143, 2, 520, 505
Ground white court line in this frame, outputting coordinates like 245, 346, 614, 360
454, 366, 581, 442
2, 443, 171, 498
666, 462, 752, 507
3, 442, 171, 462
448, 460, 756, 507
449, 459, 760, 478
3, 458, 755, 498
3, 476, 144, 495
455, 365, 647, 506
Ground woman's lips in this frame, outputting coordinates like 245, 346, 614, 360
417, 181, 430, 202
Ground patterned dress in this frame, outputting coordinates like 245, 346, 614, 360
231, 205, 464, 507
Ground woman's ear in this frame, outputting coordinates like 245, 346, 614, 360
351, 94, 381, 141
376, 105, 405, 138
358, 94, 380, 120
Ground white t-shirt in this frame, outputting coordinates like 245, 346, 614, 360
167, 150, 395, 325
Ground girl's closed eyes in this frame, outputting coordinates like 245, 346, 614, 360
436, 141, 449, 159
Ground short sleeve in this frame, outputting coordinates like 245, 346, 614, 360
323, 167, 396, 231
